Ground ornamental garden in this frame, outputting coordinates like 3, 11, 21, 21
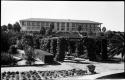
1, 22, 124, 80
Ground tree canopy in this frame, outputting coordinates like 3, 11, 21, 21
7, 23, 13, 30
13, 22, 21, 32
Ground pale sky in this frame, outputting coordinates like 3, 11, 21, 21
1, 1, 124, 32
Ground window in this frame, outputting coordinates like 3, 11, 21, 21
72, 28, 76, 31
57, 22, 60, 30
45, 22, 49, 26
61, 23, 65, 31
27, 27, 31, 30
93, 25, 96, 31
67, 23, 69, 31
22, 21, 26, 26
87, 24, 90, 27
27, 21, 30, 26
31, 22, 35, 26
72, 23, 75, 28
41, 22, 44, 27
72, 23, 76, 31
37, 22, 40, 26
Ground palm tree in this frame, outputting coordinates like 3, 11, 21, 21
107, 32, 124, 60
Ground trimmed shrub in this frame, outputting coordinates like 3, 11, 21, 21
85, 37, 96, 61
1, 52, 17, 66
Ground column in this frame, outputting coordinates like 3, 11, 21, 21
65, 22, 67, 32
69, 23, 72, 32
25, 21, 27, 26
100, 24, 101, 32
54, 22, 57, 31
59, 22, 62, 31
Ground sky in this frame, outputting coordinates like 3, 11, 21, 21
1, 1, 124, 32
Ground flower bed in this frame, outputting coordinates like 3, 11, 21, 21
1, 69, 88, 80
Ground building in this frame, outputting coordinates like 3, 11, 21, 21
19, 18, 102, 33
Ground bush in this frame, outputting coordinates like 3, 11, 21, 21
1, 52, 17, 66
1, 31, 10, 52
25, 46, 36, 65
87, 64, 96, 74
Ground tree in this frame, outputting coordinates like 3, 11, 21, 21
1, 25, 7, 31
46, 23, 54, 36
77, 25, 83, 38
8, 45, 18, 55
1, 52, 17, 66
23, 34, 34, 48
85, 37, 96, 61
98, 27, 101, 32
105, 30, 114, 39
102, 27, 106, 33
1, 31, 10, 52
87, 30, 95, 37
25, 46, 35, 65
13, 22, 21, 32
7, 23, 13, 31
108, 32, 124, 60
77, 25, 82, 32
40, 27, 46, 36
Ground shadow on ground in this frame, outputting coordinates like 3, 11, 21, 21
96, 72, 125, 79
1, 61, 61, 68
63, 59, 90, 64
97, 57, 123, 64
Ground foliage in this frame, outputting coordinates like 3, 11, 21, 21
8, 45, 18, 55
107, 32, 124, 59
40, 27, 46, 36
1, 52, 17, 66
85, 37, 96, 61
13, 22, 21, 32
1, 25, 7, 31
40, 38, 51, 51
46, 23, 54, 36
25, 46, 36, 65
1, 29, 21, 53
8, 36, 17, 45
77, 41, 85, 57
23, 34, 34, 47
102, 27, 106, 32
77, 25, 82, 32
87, 64, 96, 74
55, 38, 66, 61
7, 23, 13, 30
101, 38, 108, 60
1, 69, 88, 80
1, 31, 10, 52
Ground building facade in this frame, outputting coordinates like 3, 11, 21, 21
19, 18, 102, 33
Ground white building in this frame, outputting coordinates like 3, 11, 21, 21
19, 18, 102, 33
